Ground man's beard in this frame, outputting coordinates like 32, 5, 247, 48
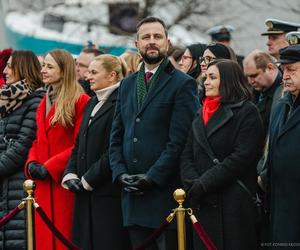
140, 49, 166, 64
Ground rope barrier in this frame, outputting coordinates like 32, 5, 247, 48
133, 211, 176, 250
0, 183, 218, 250
0, 201, 25, 228
188, 210, 217, 250
34, 203, 82, 250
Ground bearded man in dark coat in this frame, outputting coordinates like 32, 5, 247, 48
109, 16, 199, 250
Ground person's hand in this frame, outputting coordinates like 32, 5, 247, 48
130, 174, 154, 191
118, 174, 146, 195
118, 173, 136, 186
185, 179, 204, 201
28, 162, 49, 180
65, 179, 84, 193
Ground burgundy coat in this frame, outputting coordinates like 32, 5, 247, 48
25, 94, 89, 250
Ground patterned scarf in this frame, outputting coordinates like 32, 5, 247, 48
0, 80, 31, 118
136, 57, 169, 109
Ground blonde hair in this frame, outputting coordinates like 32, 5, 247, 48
94, 54, 127, 82
120, 50, 142, 75
48, 49, 84, 127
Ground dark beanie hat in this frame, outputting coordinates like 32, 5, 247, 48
186, 43, 207, 79
187, 43, 207, 60
206, 43, 231, 59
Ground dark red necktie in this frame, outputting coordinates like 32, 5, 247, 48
145, 71, 153, 84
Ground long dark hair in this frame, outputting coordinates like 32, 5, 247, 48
208, 59, 252, 103
11, 50, 44, 90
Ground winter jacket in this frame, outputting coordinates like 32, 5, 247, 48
0, 90, 44, 250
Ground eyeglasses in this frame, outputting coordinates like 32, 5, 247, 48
199, 56, 216, 65
181, 55, 193, 61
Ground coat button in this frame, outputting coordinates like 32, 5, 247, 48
136, 118, 141, 122
81, 153, 85, 159
133, 158, 138, 163
133, 138, 138, 142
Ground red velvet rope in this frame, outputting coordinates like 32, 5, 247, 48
0, 205, 23, 228
133, 215, 174, 250
35, 206, 82, 250
193, 221, 217, 250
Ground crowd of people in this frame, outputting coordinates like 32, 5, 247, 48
0, 15, 300, 250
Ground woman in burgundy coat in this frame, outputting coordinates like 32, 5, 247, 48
25, 49, 90, 250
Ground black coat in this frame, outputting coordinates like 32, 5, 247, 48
0, 90, 44, 250
180, 101, 264, 250
64, 89, 131, 250
267, 93, 300, 248
109, 62, 200, 228
253, 72, 282, 138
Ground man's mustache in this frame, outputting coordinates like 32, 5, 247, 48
146, 46, 159, 51
283, 80, 294, 86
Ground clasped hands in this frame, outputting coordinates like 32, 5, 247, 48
118, 173, 154, 195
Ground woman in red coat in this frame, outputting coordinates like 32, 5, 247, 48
25, 49, 90, 250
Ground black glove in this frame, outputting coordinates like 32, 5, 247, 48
130, 174, 154, 191
65, 179, 84, 193
118, 173, 136, 186
118, 174, 145, 195
28, 162, 49, 180
185, 179, 204, 201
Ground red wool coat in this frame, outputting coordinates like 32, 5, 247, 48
25, 94, 90, 250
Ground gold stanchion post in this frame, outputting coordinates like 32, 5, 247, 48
23, 180, 36, 250
173, 189, 186, 250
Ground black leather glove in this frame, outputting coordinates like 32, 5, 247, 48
118, 174, 145, 195
65, 179, 84, 193
28, 162, 49, 180
118, 173, 136, 186
130, 174, 154, 191
185, 179, 204, 201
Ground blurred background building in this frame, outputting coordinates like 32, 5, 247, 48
0, 0, 300, 56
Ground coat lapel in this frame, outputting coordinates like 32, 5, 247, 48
278, 106, 300, 139
81, 97, 98, 131
89, 90, 117, 126
192, 111, 212, 151
205, 102, 243, 138
42, 98, 55, 133
131, 74, 139, 115
137, 63, 173, 115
